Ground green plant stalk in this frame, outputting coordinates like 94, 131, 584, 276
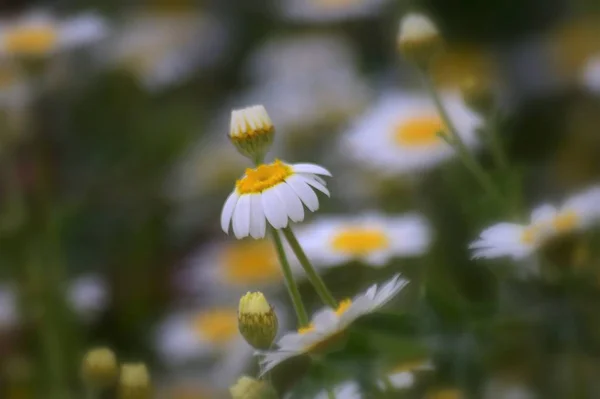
483, 109, 509, 172
270, 229, 309, 326
282, 226, 338, 308
419, 69, 504, 207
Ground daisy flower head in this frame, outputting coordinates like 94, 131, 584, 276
260, 274, 409, 374
221, 160, 332, 239
470, 186, 600, 260
0, 10, 107, 58
229, 105, 275, 162
398, 12, 442, 67
582, 54, 600, 93
379, 359, 433, 391
343, 91, 480, 176
280, 0, 387, 23
296, 212, 431, 268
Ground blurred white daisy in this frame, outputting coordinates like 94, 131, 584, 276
280, 0, 387, 23
260, 274, 408, 374
581, 54, 600, 93
221, 160, 331, 239
0, 10, 107, 58
68, 274, 109, 321
296, 213, 431, 268
315, 381, 362, 399
103, 10, 226, 91
343, 91, 480, 175
379, 359, 433, 391
471, 186, 600, 260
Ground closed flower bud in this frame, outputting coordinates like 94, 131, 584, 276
119, 363, 151, 399
229, 376, 278, 399
230, 105, 275, 163
238, 292, 278, 350
460, 76, 495, 114
81, 347, 118, 389
398, 13, 442, 68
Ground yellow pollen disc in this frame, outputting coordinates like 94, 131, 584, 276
220, 240, 281, 285
334, 299, 352, 316
331, 227, 390, 255
191, 309, 238, 345
552, 211, 579, 233
394, 116, 446, 147
4, 26, 58, 56
520, 226, 537, 245
298, 323, 315, 335
235, 159, 293, 195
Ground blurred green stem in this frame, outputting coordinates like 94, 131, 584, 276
483, 109, 509, 172
282, 226, 338, 308
271, 229, 309, 326
419, 69, 504, 207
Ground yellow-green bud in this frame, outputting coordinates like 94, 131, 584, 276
398, 12, 443, 69
229, 376, 278, 399
229, 105, 275, 163
460, 76, 495, 115
238, 292, 278, 350
81, 347, 118, 389
119, 363, 151, 399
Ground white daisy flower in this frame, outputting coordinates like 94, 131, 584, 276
260, 274, 409, 374
470, 186, 600, 260
0, 10, 107, 57
221, 159, 332, 240
296, 213, 431, 268
379, 359, 433, 391
103, 10, 226, 91
343, 91, 481, 175
280, 0, 387, 23
68, 274, 109, 321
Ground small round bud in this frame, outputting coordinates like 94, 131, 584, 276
81, 347, 118, 389
229, 105, 275, 163
119, 363, 151, 399
398, 12, 443, 68
229, 376, 278, 399
460, 76, 495, 115
238, 292, 278, 350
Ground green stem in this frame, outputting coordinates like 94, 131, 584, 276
282, 226, 337, 308
270, 229, 309, 326
484, 109, 509, 172
419, 69, 504, 207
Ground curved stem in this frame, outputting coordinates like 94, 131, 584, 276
282, 226, 337, 308
270, 229, 309, 326
419, 69, 504, 207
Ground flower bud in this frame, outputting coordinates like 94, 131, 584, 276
229, 376, 278, 399
238, 292, 278, 350
81, 347, 118, 389
230, 105, 275, 163
460, 75, 495, 115
398, 13, 442, 68
119, 363, 151, 399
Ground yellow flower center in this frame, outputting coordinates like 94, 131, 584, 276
235, 160, 293, 195
394, 116, 446, 147
297, 299, 352, 336
520, 226, 538, 245
298, 323, 315, 335
220, 240, 281, 285
426, 389, 464, 399
330, 227, 390, 255
4, 25, 58, 56
191, 309, 238, 345
552, 211, 579, 233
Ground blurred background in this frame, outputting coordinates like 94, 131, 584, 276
1, 0, 600, 397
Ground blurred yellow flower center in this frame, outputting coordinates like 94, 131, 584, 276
298, 323, 315, 335
394, 116, 445, 147
334, 299, 352, 316
331, 227, 390, 255
4, 26, 58, 55
236, 160, 293, 194
427, 389, 463, 399
552, 211, 579, 233
520, 226, 538, 245
221, 240, 281, 285
191, 309, 238, 344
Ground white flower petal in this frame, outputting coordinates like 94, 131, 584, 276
249, 194, 266, 239
292, 163, 332, 176
286, 175, 319, 212
261, 187, 289, 229
232, 195, 251, 238
297, 174, 330, 197
275, 183, 305, 223
220, 191, 239, 233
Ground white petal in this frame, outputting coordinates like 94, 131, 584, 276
286, 175, 319, 212
275, 183, 305, 223
232, 195, 251, 239
292, 163, 332, 176
249, 194, 266, 239
220, 191, 239, 233
261, 188, 289, 229
297, 174, 330, 197
531, 204, 557, 224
